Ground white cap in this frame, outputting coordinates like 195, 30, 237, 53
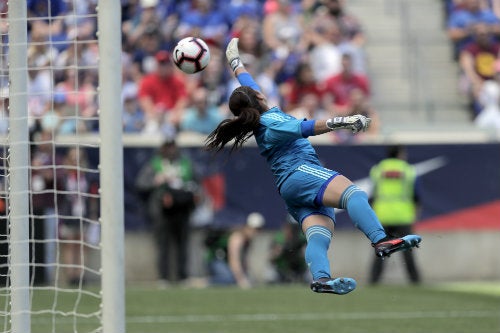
246, 212, 265, 229
140, 0, 158, 8
0, 86, 8, 99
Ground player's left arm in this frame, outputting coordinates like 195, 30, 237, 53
226, 38, 262, 93
300, 115, 372, 136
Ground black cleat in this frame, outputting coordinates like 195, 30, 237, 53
310, 277, 357, 295
373, 234, 422, 258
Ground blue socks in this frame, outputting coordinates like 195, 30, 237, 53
339, 185, 386, 244
305, 226, 332, 280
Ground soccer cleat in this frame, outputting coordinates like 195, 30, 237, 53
326, 115, 371, 133
310, 277, 357, 295
373, 234, 422, 258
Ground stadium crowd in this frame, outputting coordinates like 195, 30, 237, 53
3, 0, 500, 142
12, 0, 379, 145
445, 0, 500, 128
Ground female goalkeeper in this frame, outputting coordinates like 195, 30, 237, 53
205, 38, 422, 295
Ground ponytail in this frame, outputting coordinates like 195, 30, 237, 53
205, 86, 264, 153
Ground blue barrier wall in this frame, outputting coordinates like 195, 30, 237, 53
123, 143, 500, 231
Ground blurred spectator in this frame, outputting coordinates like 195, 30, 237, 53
137, 50, 189, 135
263, 2, 307, 84
58, 146, 97, 286
40, 93, 66, 133
204, 212, 265, 288
54, 34, 99, 83
180, 87, 224, 134
224, 0, 262, 26
226, 53, 282, 106
315, 0, 367, 73
262, 0, 303, 53
128, 25, 169, 75
28, 30, 59, 71
230, 17, 265, 68
447, 0, 500, 60
298, 0, 321, 27
31, 131, 64, 285
318, 0, 366, 47
0, 176, 6, 286
122, 85, 145, 133
175, 0, 229, 45
27, 0, 67, 49
55, 67, 98, 133
122, 0, 162, 49
458, 22, 500, 117
196, 43, 228, 106
268, 218, 308, 284
475, 79, 500, 130
0, 86, 8, 134
288, 92, 328, 121
27, 31, 58, 130
135, 138, 199, 284
305, 17, 343, 82
282, 60, 325, 112
323, 52, 370, 115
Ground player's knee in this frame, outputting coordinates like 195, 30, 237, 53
339, 185, 367, 210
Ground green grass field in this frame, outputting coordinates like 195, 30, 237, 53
16, 282, 500, 333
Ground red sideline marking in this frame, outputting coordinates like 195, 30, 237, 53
415, 200, 500, 231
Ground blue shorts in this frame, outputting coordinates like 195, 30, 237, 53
279, 163, 339, 225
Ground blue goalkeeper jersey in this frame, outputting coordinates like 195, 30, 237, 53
253, 106, 322, 190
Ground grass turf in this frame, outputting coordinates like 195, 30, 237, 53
10, 283, 499, 333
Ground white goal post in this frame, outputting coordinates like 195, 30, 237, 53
2, 0, 125, 332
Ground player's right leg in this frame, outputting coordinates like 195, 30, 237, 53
321, 175, 422, 257
372, 234, 421, 258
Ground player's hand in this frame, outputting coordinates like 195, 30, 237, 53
326, 115, 371, 133
226, 38, 243, 73
352, 115, 371, 133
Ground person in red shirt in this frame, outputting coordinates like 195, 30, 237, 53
138, 50, 189, 134
283, 61, 325, 112
459, 22, 500, 117
324, 52, 370, 115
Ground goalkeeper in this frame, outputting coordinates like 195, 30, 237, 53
205, 38, 422, 295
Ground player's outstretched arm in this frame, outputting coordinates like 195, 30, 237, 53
226, 38, 262, 92
226, 38, 245, 76
307, 115, 372, 135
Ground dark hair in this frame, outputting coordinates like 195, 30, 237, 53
205, 86, 263, 153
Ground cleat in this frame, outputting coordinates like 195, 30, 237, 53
310, 277, 357, 295
373, 234, 422, 258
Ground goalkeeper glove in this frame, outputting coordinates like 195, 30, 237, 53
326, 115, 371, 133
226, 38, 244, 73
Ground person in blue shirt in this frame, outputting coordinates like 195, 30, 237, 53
205, 38, 422, 295
180, 87, 225, 135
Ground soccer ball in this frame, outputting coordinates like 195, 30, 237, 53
172, 37, 211, 74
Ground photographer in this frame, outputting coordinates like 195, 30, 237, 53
136, 138, 199, 284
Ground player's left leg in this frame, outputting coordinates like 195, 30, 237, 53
322, 175, 421, 257
301, 214, 356, 295
322, 175, 387, 243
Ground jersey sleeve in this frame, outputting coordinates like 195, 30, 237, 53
236, 72, 261, 92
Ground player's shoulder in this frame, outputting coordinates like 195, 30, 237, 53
261, 107, 295, 122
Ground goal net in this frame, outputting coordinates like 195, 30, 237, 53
0, 1, 124, 332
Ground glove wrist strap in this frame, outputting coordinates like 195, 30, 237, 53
326, 117, 347, 131
229, 58, 244, 73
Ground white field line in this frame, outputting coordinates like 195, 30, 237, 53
124, 310, 499, 324
28, 309, 499, 325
